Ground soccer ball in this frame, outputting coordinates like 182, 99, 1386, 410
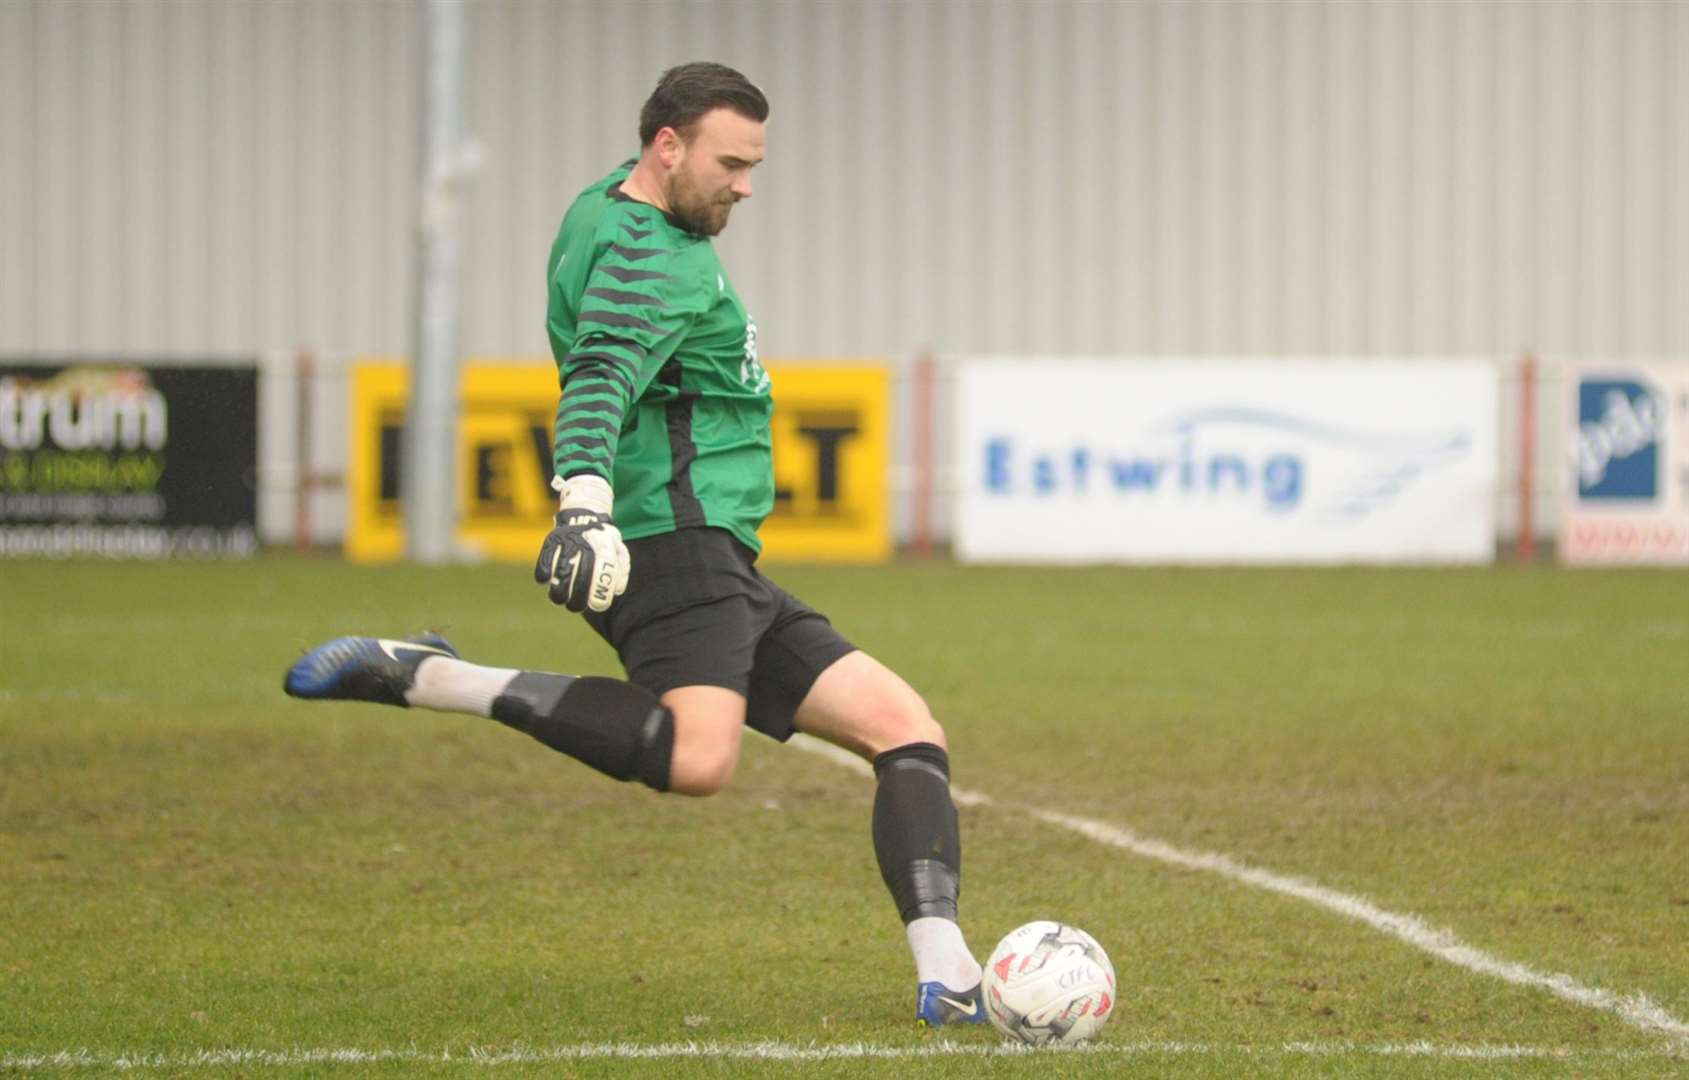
981, 921, 1116, 1046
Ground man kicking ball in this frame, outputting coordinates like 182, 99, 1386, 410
284, 61, 984, 1027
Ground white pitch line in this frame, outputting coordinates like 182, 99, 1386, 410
0, 1039, 1676, 1071
789, 735, 1689, 1051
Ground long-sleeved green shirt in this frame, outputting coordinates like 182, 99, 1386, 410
546, 161, 774, 553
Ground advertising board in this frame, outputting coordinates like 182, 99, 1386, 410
346, 361, 889, 563
1561, 364, 1689, 564
0, 362, 258, 558
955, 360, 1497, 564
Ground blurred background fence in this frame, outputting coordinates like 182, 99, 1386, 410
4, 0, 1686, 556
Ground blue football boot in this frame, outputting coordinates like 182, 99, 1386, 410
915, 981, 987, 1028
283, 633, 458, 706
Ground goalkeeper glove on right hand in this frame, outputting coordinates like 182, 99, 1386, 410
534, 475, 630, 613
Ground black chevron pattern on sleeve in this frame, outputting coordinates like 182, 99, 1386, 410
553, 240, 693, 481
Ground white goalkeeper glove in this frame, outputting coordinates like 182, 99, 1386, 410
534, 474, 630, 613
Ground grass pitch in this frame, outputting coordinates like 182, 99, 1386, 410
2, 556, 1687, 1077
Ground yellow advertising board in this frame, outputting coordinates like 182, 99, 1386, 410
757, 363, 891, 562
346, 360, 890, 563
345, 362, 559, 563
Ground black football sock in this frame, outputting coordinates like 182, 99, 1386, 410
874, 741, 982, 991
491, 673, 674, 792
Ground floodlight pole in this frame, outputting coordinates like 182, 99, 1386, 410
405, 0, 476, 563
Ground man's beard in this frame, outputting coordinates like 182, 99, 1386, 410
665, 167, 736, 237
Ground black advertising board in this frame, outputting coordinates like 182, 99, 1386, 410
0, 363, 258, 558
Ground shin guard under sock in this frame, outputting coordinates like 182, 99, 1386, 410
491, 673, 674, 792
872, 741, 962, 923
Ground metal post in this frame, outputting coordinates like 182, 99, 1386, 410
405, 0, 474, 563
295, 348, 314, 552
911, 352, 936, 558
1518, 353, 1537, 563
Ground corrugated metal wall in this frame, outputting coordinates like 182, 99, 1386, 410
4, 0, 1686, 362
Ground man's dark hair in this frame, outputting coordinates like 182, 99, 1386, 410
638, 62, 769, 146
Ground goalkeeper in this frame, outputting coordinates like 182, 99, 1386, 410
285, 62, 985, 1027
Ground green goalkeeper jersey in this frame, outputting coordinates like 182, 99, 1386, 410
546, 161, 774, 553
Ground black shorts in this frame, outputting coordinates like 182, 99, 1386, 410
580, 526, 857, 742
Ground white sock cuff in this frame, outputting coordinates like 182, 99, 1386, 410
906, 916, 983, 993
405, 657, 521, 717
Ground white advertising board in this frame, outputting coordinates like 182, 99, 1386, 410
1561, 363, 1689, 565
955, 360, 1498, 564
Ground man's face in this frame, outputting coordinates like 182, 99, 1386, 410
663, 108, 765, 237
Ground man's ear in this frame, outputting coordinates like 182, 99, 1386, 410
653, 126, 686, 169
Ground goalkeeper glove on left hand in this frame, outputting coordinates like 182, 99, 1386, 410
534, 474, 630, 613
